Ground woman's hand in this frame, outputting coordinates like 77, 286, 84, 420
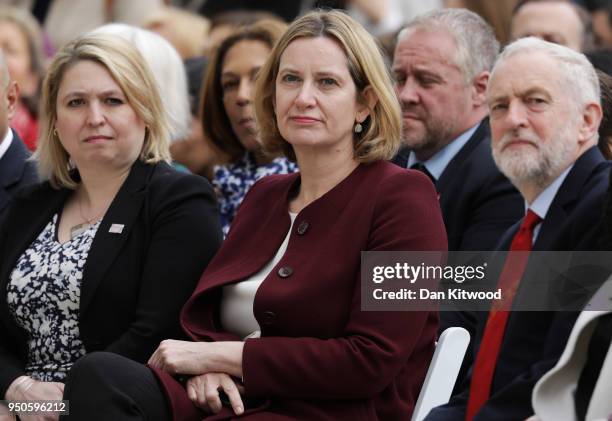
4, 376, 64, 421
148, 340, 244, 378
148, 340, 211, 375
186, 373, 244, 416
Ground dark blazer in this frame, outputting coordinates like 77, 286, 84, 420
392, 119, 523, 252
0, 130, 38, 214
150, 161, 448, 421
425, 146, 612, 421
394, 119, 524, 389
0, 160, 222, 397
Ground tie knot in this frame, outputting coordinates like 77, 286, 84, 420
521, 209, 542, 232
410, 162, 436, 183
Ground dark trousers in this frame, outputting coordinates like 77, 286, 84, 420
60, 352, 170, 421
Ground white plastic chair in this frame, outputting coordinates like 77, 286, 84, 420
411, 327, 471, 421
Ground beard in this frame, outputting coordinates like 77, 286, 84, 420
492, 124, 577, 189
401, 108, 457, 154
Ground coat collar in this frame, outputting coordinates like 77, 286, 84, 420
206, 162, 372, 290
498, 146, 607, 251
535, 146, 606, 250
79, 159, 153, 314
0, 131, 30, 212
287, 162, 370, 218
436, 119, 489, 192
0, 130, 28, 189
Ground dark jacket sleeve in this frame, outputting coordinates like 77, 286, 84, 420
0, 207, 27, 397
102, 173, 222, 361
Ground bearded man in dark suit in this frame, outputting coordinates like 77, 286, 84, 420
391, 9, 524, 388
426, 37, 611, 421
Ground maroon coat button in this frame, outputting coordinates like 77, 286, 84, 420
297, 221, 309, 235
262, 311, 276, 326
278, 266, 293, 278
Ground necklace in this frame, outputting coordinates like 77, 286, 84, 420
69, 198, 106, 239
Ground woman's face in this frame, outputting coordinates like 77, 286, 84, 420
0, 20, 38, 97
55, 60, 146, 172
221, 39, 270, 152
274, 36, 370, 156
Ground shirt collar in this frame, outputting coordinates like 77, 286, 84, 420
0, 129, 14, 161
528, 165, 573, 220
407, 123, 479, 180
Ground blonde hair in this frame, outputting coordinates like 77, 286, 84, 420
142, 6, 210, 59
92, 24, 191, 141
34, 33, 171, 189
254, 10, 402, 162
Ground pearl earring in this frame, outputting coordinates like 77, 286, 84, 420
354, 122, 363, 134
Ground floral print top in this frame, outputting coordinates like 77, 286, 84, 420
6, 214, 100, 382
212, 152, 298, 237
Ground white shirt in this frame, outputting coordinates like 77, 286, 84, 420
0, 129, 14, 161
220, 212, 297, 340
407, 123, 479, 181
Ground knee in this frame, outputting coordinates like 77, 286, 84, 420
69, 351, 124, 381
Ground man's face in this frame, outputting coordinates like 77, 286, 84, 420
392, 28, 473, 160
487, 51, 581, 188
511, 2, 584, 51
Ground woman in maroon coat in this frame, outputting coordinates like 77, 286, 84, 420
62, 10, 447, 421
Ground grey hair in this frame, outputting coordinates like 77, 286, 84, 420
91, 24, 191, 142
398, 8, 499, 83
0, 49, 9, 89
492, 37, 600, 109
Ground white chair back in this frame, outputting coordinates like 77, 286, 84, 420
411, 327, 471, 421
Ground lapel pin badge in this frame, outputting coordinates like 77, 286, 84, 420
109, 223, 125, 234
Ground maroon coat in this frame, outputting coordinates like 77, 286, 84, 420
151, 161, 448, 420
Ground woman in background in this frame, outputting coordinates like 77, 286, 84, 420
0, 6, 46, 150
0, 33, 221, 420
92, 24, 192, 143
202, 19, 297, 236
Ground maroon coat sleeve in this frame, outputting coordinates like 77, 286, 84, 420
241, 170, 447, 399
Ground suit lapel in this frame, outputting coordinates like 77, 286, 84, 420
0, 132, 28, 187
436, 119, 489, 194
79, 161, 151, 315
0, 184, 68, 343
0, 186, 67, 292
535, 147, 605, 250
0, 132, 29, 213
0, 189, 9, 214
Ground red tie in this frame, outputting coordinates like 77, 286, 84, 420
465, 209, 542, 421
